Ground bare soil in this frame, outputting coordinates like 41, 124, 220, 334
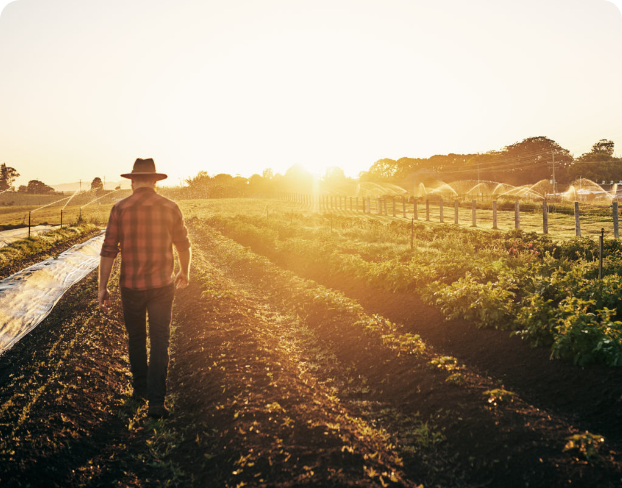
0, 223, 621, 487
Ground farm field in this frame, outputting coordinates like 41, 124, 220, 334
1, 194, 621, 239
1, 197, 622, 486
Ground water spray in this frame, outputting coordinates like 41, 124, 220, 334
80, 188, 124, 209
28, 194, 72, 236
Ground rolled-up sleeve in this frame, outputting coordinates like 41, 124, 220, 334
100, 205, 121, 258
171, 205, 191, 251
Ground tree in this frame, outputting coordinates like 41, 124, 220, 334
284, 164, 313, 192
488, 136, 573, 186
0, 163, 20, 191
367, 158, 398, 180
25, 180, 55, 194
567, 139, 621, 183
591, 139, 615, 156
91, 177, 104, 191
322, 166, 346, 183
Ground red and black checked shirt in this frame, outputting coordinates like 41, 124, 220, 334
100, 187, 191, 290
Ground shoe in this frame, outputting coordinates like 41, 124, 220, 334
148, 405, 170, 419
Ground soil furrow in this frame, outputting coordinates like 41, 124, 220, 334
168, 231, 420, 487
192, 222, 622, 487
213, 221, 622, 452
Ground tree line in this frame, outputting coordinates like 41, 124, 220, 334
358, 137, 622, 189
2, 136, 621, 198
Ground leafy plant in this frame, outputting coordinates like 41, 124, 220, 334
483, 388, 515, 405
564, 431, 605, 461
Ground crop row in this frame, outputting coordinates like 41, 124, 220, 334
0, 223, 99, 272
202, 210, 622, 367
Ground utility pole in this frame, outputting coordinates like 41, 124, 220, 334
79, 179, 82, 191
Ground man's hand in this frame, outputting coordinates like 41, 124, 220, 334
98, 255, 115, 313
174, 271, 189, 289
99, 287, 112, 313
174, 247, 191, 289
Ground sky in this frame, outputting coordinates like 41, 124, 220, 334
1, 0, 622, 189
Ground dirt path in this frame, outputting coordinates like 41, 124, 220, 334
168, 233, 419, 487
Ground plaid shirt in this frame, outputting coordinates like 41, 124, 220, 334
101, 187, 191, 290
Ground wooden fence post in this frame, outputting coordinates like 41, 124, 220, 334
613, 202, 619, 239
426, 199, 430, 221
414, 200, 418, 220
471, 200, 477, 227
492, 201, 498, 230
515, 201, 520, 230
574, 201, 581, 237
454, 200, 459, 225
599, 228, 604, 279
439, 198, 444, 223
542, 201, 549, 234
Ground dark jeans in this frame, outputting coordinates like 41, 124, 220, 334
120, 283, 174, 406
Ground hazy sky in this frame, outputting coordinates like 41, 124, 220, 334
1, 0, 622, 188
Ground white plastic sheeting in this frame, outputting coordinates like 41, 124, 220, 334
0, 232, 104, 355
0, 225, 55, 248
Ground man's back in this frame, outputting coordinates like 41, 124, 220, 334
101, 187, 190, 291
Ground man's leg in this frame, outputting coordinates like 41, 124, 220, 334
120, 287, 149, 398
146, 283, 175, 407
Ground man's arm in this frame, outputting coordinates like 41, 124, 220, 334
174, 247, 191, 289
98, 256, 115, 313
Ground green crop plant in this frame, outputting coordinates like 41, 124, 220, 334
195, 202, 622, 367
564, 431, 605, 461
483, 389, 516, 405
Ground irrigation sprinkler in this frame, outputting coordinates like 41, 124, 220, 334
60, 209, 63, 229
28, 211, 31, 237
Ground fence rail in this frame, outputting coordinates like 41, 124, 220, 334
281, 193, 622, 239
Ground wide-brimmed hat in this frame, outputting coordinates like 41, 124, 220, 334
121, 158, 168, 181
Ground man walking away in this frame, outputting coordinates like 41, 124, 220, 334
98, 158, 191, 419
